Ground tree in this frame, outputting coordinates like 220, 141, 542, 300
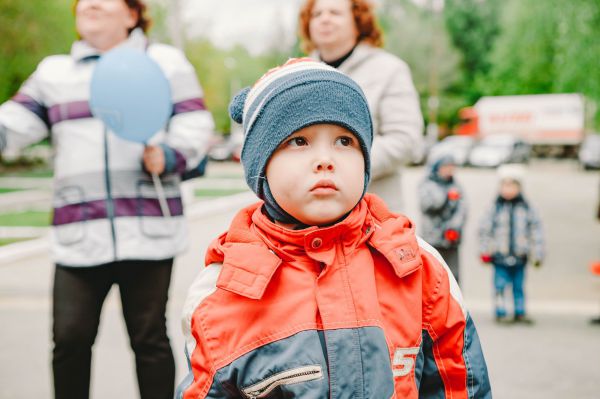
483, 0, 556, 95
0, 0, 75, 103
551, 0, 600, 128
485, 0, 600, 127
185, 40, 289, 133
443, 0, 501, 102
380, 0, 463, 129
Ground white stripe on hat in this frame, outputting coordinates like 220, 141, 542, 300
242, 59, 344, 128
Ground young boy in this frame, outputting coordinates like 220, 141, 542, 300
479, 164, 545, 324
419, 155, 467, 284
177, 59, 491, 398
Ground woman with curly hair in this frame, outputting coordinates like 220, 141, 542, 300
299, 0, 423, 212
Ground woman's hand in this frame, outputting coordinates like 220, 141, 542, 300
143, 145, 165, 175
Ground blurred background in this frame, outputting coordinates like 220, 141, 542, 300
1, 0, 599, 144
1, 0, 599, 398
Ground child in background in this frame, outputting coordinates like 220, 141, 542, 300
176, 59, 491, 398
479, 164, 545, 324
418, 155, 467, 284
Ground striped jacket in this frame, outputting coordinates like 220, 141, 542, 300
178, 194, 491, 398
478, 194, 544, 265
0, 29, 214, 266
418, 173, 467, 249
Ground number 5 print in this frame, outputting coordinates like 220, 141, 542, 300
392, 347, 420, 377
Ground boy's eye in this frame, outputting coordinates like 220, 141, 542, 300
336, 136, 354, 146
287, 136, 308, 147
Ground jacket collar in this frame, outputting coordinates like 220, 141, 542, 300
206, 194, 422, 299
311, 42, 379, 74
71, 28, 148, 62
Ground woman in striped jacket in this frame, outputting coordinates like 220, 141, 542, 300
0, 1, 214, 397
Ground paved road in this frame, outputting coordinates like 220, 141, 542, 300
0, 160, 599, 398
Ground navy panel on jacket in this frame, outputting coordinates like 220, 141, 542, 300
463, 315, 492, 398
415, 329, 445, 399
201, 327, 394, 398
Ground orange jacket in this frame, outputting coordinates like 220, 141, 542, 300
177, 194, 490, 398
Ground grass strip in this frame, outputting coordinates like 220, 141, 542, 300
0, 210, 52, 227
195, 188, 246, 198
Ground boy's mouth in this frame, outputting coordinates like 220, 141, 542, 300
311, 179, 337, 193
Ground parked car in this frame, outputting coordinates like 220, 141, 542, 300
468, 135, 531, 167
427, 135, 476, 166
578, 134, 600, 170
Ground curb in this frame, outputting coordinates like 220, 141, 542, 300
465, 298, 599, 316
0, 235, 50, 265
0, 191, 257, 265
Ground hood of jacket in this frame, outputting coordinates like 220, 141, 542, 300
205, 193, 422, 300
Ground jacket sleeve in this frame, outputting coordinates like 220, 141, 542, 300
445, 186, 468, 232
150, 45, 215, 175
419, 180, 448, 214
0, 60, 50, 156
369, 59, 424, 180
478, 205, 495, 255
176, 263, 229, 399
418, 243, 492, 398
527, 207, 545, 262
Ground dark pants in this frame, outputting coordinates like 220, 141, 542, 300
52, 259, 175, 399
435, 247, 460, 284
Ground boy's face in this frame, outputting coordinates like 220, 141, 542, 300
500, 179, 521, 200
266, 123, 365, 226
437, 163, 455, 180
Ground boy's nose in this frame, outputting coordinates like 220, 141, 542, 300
314, 158, 334, 172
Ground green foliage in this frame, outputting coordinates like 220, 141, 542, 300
0, 210, 51, 227
146, 1, 171, 44
0, 187, 23, 194
484, 0, 556, 95
443, 0, 501, 102
2, 0, 598, 134
0, 0, 75, 103
380, 0, 463, 127
484, 0, 600, 128
0, 238, 31, 246
185, 40, 288, 133
194, 187, 246, 198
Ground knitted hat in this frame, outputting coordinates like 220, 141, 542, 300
429, 154, 455, 174
497, 164, 525, 185
229, 58, 373, 223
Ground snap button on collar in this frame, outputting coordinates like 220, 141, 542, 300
311, 238, 323, 249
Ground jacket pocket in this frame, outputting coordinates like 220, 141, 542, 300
241, 365, 323, 399
53, 185, 87, 246
136, 179, 180, 238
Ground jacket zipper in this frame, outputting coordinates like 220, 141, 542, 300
103, 128, 117, 260
241, 365, 323, 399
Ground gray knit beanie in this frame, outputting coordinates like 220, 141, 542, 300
229, 58, 373, 223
